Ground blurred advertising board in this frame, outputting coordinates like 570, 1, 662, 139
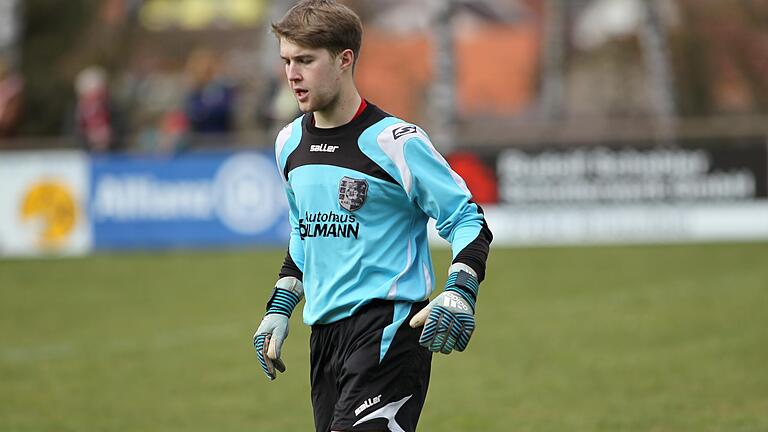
90, 151, 289, 250
495, 141, 766, 205
0, 150, 92, 256
445, 137, 768, 246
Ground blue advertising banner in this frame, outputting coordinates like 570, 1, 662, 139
90, 151, 289, 249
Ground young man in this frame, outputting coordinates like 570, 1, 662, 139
253, 1, 492, 431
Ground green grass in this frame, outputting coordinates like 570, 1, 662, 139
1, 243, 767, 431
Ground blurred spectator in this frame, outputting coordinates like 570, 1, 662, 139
74, 66, 120, 152
0, 58, 24, 138
255, 73, 300, 135
137, 108, 190, 155
114, 55, 189, 154
183, 48, 236, 135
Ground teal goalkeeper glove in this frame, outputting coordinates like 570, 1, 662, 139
410, 263, 479, 354
253, 277, 303, 380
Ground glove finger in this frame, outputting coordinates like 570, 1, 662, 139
268, 325, 287, 360
418, 306, 444, 347
440, 333, 456, 354
430, 329, 448, 353
455, 330, 471, 352
429, 309, 454, 353
263, 334, 277, 378
455, 314, 476, 352
441, 321, 464, 354
273, 356, 286, 373
253, 333, 276, 380
409, 304, 432, 328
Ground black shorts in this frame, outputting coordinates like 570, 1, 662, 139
310, 299, 432, 432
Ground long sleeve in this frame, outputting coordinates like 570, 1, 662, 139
403, 131, 492, 281
274, 119, 305, 280
279, 185, 305, 280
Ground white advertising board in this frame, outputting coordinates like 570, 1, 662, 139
430, 203, 768, 247
0, 150, 92, 256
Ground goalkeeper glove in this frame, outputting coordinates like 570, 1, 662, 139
253, 276, 303, 381
410, 263, 479, 354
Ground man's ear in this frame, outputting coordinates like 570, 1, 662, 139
338, 49, 355, 72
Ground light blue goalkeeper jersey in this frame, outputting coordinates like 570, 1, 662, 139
275, 102, 491, 325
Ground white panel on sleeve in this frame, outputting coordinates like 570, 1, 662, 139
375, 123, 432, 195
274, 123, 293, 183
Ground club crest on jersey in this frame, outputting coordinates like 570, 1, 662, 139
392, 125, 417, 140
339, 177, 368, 212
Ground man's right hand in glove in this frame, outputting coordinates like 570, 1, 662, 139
253, 276, 303, 380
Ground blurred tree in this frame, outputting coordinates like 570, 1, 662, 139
19, 0, 102, 135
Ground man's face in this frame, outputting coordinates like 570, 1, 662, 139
280, 38, 343, 114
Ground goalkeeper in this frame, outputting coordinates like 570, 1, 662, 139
253, 1, 493, 431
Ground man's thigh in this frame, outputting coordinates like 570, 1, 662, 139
314, 300, 432, 432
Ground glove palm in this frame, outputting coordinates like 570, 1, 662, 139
410, 265, 479, 354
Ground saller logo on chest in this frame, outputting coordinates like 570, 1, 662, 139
339, 177, 368, 212
310, 143, 339, 153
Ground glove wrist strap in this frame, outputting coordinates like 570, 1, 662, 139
448, 262, 477, 278
266, 277, 304, 317
445, 265, 479, 309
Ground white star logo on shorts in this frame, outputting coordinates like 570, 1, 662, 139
352, 394, 412, 432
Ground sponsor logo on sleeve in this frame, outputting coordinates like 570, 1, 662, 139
392, 125, 417, 140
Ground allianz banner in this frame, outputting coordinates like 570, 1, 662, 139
90, 151, 289, 249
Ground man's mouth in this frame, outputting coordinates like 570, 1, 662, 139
294, 88, 309, 101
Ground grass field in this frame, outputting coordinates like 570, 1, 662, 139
1, 243, 767, 431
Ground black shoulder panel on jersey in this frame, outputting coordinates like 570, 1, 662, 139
279, 249, 303, 281
452, 202, 493, 282
283, 103, 397, 184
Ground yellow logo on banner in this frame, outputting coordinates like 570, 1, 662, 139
20, 181, 78, 247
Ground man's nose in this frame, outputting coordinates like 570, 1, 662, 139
286, 64, 301, 82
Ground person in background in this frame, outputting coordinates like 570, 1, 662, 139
74, 66, 118, 152
183, 48, 236, 135
0, 57, 24, 138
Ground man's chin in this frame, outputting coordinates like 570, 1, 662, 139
296, 102, 313, 113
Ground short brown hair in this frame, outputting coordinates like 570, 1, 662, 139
271, 0, 363, 61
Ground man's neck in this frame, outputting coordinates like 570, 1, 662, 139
313, 85, 362, 129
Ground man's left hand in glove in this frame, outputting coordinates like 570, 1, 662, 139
409, 263, 479, 354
